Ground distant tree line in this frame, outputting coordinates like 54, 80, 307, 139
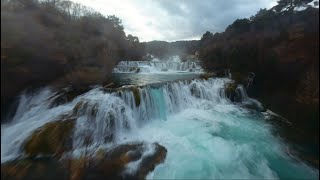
145, 40, 199, 61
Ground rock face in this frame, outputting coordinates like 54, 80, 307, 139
130, 87, 141, 106
2, 142, 167, 180
23, 118, 75, 158
1, 157, 69, 180
48, 87, 90, 108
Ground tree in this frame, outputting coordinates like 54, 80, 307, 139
250, 8, 276, 21
127, 34, 139, 43
107, 15, 124, 31
273, 0, 313, 14
200, 31, 213, 41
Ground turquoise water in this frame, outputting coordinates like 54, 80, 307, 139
123, 106, 318, 179
150, 88, 167, 121
112, 72, 201, 86
1, 74, 318, 179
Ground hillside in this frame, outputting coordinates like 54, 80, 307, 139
198, 5, 319, 166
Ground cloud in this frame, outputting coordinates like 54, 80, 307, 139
71, 0, 277, 42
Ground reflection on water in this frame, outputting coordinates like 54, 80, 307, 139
112, 72, 201, 86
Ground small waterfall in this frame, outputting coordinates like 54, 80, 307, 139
236, 84, 249, 102
236, 84, 264, 111
116, 78, 231, 123
113, 57, 203, 73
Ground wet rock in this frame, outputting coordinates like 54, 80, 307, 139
1, 157, 68, 180
133, 143, 167, 179
3, 142, 167, 180
92, 142, 167, 180
190, 83, 201, 98
49, 87, 90, 108
199, 72, 215, 80
23, 119, 75, 158
73, 100, 99, 118
224, 82, 238, 102
73, 101, 89, 116
242, 101, 266, 112
130, 87, 141, 106
161, 68, 168, 72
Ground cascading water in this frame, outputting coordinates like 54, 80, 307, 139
235, 84, 264, 111
113, 56, 203, 73
1, 78, 319, 179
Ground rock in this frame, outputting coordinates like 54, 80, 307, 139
91, 142, 167, 180
190, 83, 201, 98
1, 157, 68, 180
3, 142, 167, 180
199, 72, 215, 80
224, 82, 238, 102
73, 101, 89, 116
134, 143, 167, 179
161, 68, 168, 72
242, 101, 266, 112
72, 101, 98, 118
130, 87, 141, 106
103, 82, 114, 88
23, 119, 75, 158
49, 87, 90, 108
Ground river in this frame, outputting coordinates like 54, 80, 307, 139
1, 58, 319, 179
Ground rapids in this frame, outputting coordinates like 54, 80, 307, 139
1, 71, 319, 179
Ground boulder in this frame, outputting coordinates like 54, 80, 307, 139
23, 118, 75, 158
49, 87, 90, 108
3, 142, 167, 180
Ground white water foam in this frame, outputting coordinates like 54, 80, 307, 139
1, 78, 318, 179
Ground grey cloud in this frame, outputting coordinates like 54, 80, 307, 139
151, 0, 274, 41
73, 0, 275, 41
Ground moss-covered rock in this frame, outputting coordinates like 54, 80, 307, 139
23, 119, 75, 158
3, 142, 167, 180
199, 72, 215, 80
130, 87, 141, 106
134, 142, 167, 179
1, 157, 68, 180
49, 87, 90, 108
230, 72, 247, 84
224, 82, 238, 102
91, 142, 167, 180
73, 101, 89, 116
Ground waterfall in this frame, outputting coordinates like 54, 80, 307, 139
236, 84, 264, 111
113, 57, 203, 73
115, 78, 231, 123
1, 77, 318, 179
1, 78, 231, 162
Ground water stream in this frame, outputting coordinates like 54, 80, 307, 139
1, 59, 319, 179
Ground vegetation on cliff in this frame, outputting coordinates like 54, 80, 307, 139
1, 0, 146, 113
198, 0, 319, 166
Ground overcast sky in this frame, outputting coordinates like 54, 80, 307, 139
71, 0, 277, 42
